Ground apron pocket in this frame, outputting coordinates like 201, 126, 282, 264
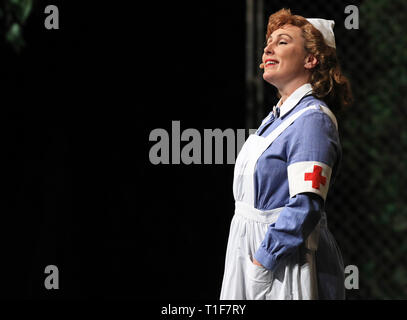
245, 255, 272, 300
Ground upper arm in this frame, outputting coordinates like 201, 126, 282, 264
286, 110, 340, 201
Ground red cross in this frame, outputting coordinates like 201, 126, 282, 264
304, 165, 326, 189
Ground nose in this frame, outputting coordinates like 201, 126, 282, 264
263, 42, 274, 55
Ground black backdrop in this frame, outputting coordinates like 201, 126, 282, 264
2, 1, 246, 299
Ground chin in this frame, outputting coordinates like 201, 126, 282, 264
263, 71, 277, 85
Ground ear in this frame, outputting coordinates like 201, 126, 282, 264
304, 54, 318, 70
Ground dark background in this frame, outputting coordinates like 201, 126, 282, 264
2, 0, 407, 300
2, 0, 245, 299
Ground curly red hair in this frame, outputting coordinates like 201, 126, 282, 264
262, 8, 353, 111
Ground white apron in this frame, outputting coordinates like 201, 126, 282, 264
220, 105, 335, 300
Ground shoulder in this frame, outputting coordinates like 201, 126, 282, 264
288, 111, 338, 143
292, 96, 338, 134
285, 98, 341, 163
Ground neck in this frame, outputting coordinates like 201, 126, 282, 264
277, 76, 310, 105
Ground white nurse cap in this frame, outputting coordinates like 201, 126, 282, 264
306, 18, 336, 48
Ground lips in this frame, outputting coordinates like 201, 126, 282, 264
264, 59, 279, 67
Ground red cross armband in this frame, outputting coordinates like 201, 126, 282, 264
287, 161, 332, 201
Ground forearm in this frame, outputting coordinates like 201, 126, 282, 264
254, 192, 323, 271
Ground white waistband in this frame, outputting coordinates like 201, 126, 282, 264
235, 201, 284, 224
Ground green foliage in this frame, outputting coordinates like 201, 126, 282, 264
0, 0, 33, 53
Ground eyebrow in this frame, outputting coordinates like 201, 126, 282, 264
267, 33, 293, 42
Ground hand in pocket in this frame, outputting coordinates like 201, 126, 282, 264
246, 255, 273, 300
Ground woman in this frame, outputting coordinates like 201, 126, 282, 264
220, 9, 352, 300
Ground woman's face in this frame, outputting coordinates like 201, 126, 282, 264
262, 24, 310, 89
